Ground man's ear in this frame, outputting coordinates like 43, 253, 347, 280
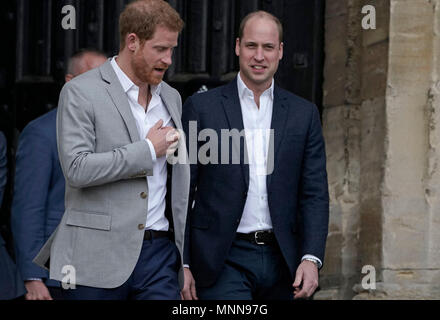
235, 38, 241, 57
279, 42, 284, 60
126, 33, 139, 52
65, 74, 74, 83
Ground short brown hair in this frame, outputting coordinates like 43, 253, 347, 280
238, 11, 283, 43
119, 0, 184, 48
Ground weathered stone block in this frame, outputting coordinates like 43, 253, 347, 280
323, 16, 349, 107
361, 41, 389, 100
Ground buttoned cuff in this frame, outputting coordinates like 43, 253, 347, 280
301, 254, 323, 269
145, 138, 157, 162
183, 264, 190, 269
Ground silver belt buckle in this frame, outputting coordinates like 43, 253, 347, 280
254, 231, 265, 245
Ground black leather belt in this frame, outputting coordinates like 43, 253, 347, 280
236, 230, 276, 245
143, 230, 170, 240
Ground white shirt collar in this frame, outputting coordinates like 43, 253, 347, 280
237, 72, 274, 100
110, 56, 162, 96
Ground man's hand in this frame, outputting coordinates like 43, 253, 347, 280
166, 129, 180, 156
147, 119, 178, 158
24, 280, 53, 300
181, 267, 198, 300
292, 260, 319, 299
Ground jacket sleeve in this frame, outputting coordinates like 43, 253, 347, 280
298, 105, 329, 263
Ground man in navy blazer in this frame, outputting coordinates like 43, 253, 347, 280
11, 49, 106, 300
181, 11, 329, 300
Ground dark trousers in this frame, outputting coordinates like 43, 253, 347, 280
48, 286, 64, 300
197, 238, 293, 300
60, 236, 181, 300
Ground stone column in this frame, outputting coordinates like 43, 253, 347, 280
320, 0, 389, 299
319, 0, 440, 299
319, 0, 364, 299
349, 0, 440, 299
359, 0, 440, 299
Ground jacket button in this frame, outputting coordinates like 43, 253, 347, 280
138, 224, 145, 230
140, 192, 147, 199
243, 191, 247, 199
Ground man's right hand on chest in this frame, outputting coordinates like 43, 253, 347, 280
146, 119, 179, 158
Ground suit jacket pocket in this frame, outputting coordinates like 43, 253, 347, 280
66, 210, 111, 231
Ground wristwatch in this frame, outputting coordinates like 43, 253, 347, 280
303, 258, 320, 269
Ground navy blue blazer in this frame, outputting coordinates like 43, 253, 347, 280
11, 109, 65, 287
182, 78, 329, 287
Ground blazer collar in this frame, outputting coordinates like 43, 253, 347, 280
267, 84, 289, 188
100, 60, 140, 143
160, 82, 183, 130
221, 78, 245, 131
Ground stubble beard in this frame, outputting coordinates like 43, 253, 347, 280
132, 52, 164, 85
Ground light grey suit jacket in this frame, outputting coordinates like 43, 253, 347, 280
34, 60, 190, 289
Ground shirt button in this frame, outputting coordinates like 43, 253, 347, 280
138, 224, 145, 230
140, 192, 147, 199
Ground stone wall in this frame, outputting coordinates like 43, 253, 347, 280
319, 0, 365, 299
320, 0, 440, 299
371, 0, 440, 299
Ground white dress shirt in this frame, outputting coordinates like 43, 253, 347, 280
111, 56, 172, 232
237, 73, 274, 234
236, 73, 322, 268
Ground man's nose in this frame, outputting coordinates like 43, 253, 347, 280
254, 47, 264, 61
162, 50, 173, 66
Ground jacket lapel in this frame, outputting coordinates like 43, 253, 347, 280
266, 85, 288, 188
160, 83, 183, 130
100, 61, 140, 143
221, 79, 249, 188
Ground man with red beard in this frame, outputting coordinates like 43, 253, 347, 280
33, 0, 189, 300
